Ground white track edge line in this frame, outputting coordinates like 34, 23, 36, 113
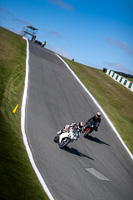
21, 40, 55, 200
56, 54, 133, 160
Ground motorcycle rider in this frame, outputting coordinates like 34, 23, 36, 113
57, 121, 84, 140
83, 112, 101, 133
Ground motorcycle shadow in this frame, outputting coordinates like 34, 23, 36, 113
85, 135, 110, 146
63, 146, 94, 160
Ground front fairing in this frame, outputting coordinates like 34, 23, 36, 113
59, 131, 73, 143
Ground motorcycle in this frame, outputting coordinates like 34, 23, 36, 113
82, 121, 95, 138
54, 125, 80, 149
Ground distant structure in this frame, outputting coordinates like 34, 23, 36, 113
103, 68, 133, 79
20, 26, 38, 42
103, 68, 133, 92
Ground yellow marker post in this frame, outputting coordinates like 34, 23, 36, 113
13, 104, 19, 113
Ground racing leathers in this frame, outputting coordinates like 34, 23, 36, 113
83, 115, 101, 132
57, 123, 82, 140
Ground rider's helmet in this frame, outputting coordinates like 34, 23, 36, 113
78, 121, 84, 128
96, 112, 101, 119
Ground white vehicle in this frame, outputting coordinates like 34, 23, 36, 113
54, 124, 81, 149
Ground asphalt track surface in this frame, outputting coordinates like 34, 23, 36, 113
25, 41, 133, 200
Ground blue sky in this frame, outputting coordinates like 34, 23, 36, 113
0, 0, 133, 75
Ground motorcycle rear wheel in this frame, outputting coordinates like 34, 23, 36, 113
83, 129, 92, 138
83, 132, 88, 138
54, 135, 59, 143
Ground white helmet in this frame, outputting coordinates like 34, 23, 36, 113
79, 121, 84, 128
96, 112, 101, 118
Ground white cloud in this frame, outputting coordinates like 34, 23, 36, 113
106, 38, 133, 56
47, 0, 74, 10
104, 61, 133, 75
47, 30, 63, 39
0, 7, 31, 26
47, 44, 73, 60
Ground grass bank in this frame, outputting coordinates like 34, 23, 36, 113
0, 27, 49, 200
0, 26, 132, 200
61, 57, 133, 154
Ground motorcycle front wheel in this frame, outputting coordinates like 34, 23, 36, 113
58, 137, 71, 149
83, 132, 88, 138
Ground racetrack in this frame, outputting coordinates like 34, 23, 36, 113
25, 41, 133, 200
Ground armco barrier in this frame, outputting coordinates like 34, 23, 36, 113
106, 69, 133, 92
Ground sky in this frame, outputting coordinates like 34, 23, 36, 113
0, 0, 133, 75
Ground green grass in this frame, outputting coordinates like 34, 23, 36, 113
0, 27, 49, 200
127, 78, 133, 82
61, 58, 133, 154
0, 26, 133, 200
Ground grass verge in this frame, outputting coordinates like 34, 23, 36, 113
0, 27, 49, 200
61, 57, 133, 154
0, 26, 132, 200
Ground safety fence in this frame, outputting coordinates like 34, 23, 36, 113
106, 69, 133, 92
